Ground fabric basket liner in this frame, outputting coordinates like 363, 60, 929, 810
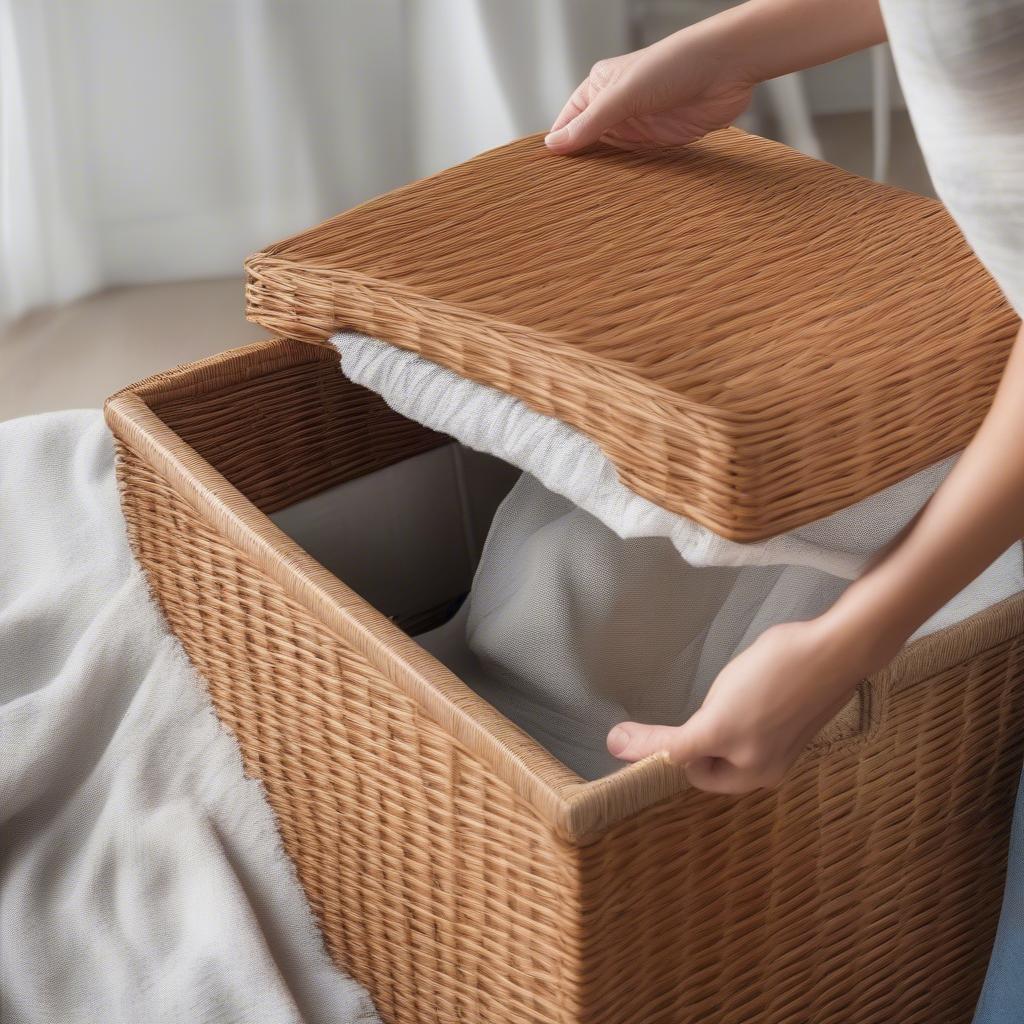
334, 331, 1024, 779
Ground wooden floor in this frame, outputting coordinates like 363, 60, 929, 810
0, 113, 933, 421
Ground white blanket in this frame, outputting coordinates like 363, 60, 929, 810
0, 410, 379, 1024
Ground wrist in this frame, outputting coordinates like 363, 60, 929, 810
817, 583, 913, 678
678, 9, 769, 89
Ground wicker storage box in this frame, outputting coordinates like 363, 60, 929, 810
106, 338, 1024, 1024
110, 130, 1024, 1022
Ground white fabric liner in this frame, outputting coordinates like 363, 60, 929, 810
272, 443, 517, 625
332, 332, 1024, 780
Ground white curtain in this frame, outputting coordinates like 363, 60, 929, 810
0, 0, 627, 323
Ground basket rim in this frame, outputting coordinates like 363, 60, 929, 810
104, 338, 1024, 842
244, 255, 737, 421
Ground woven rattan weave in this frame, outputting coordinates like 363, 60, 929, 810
245, 129, 1018, 541
106, 339, 1024, 1024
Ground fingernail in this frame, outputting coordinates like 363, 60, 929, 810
607, 726, 629, 756
544, 127, 568, 147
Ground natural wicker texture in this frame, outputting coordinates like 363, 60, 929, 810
106, 339, 1024, 1024
245, 129, 1018, 541
120, 338, 447, 514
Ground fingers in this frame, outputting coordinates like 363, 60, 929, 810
607, 723, 680, 762
681, 756, 739, 793
684, 757, 770, 795
601, 116, 660, 147
607, 717, 791, 794
606, 714, 713, 765
545, 83, 630, 154
549, 78, 589, 134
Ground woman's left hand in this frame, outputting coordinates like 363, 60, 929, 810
606, 611, 900, 793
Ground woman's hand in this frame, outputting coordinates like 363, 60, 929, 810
544, 38, 757, 154
606, 317, 1024, 795
612, 318, 1024, 794
607, 611, 901, 793
545, 0, 888, 155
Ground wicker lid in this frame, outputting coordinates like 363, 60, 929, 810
245, 129, 1017, 541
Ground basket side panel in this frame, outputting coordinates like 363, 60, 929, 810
148, 349, 448, 515
115, 442, 584, 1024
577, 625, 1024, 1024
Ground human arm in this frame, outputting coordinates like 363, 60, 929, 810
545, 0, 886, 153
608, 321, 1024, 792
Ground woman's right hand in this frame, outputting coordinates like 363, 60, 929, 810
544, 32, 758, 155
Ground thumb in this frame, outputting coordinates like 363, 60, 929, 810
545, 89, 630, 154
607, 713, 714, 765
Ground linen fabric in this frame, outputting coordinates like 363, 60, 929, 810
0, 409, 379, 1024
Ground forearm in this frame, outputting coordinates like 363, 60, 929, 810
678, 0, 886, 85
826, 322, 1024, 665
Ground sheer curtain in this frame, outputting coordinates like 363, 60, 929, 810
0, 0, 627, 323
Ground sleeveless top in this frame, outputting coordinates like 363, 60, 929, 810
881, 0, 1024, 316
